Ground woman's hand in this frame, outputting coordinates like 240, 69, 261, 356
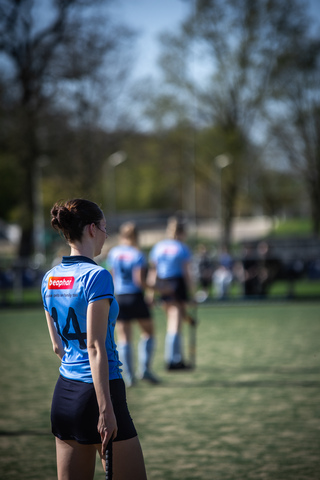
98, 406, 118, 455
87, 299, 118, 455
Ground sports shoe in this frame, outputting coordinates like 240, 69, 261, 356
166, 361, 192, 371
124, 375, 137, 388
139, 370, 161, 384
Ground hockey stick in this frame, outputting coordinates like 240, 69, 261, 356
185, 302, 198, 369
105, 439, 113, 480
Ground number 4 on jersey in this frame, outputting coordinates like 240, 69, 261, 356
51, 307, 87, 350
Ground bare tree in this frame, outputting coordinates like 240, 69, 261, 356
0, 0, 135, 258
151, 0, 317, 247
269, 34, 320, 234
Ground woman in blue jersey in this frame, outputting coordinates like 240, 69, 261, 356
41, 199, 147, 480
149, 216, 193, 370
107, 222, 158, 387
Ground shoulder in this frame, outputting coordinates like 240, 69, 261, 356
151, 239, 167, 251
93, 265, 113, 281
42, 268, 51, 284
179, 242, 192, 257
82, 263, 112, 283
133, 246, 145, 258
150, 242, 161, 257
86, 265, 114, 300
108, 246, 120, 257
41, 265, 59, 288
41, 270, 50, 293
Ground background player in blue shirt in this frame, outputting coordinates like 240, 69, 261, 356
149, 216, 194, 370
41, 199, 147, 480
107, 222, 159, 387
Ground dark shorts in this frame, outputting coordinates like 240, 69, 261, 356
116, 292, 151, 321
156, 276, 189, 302
51, 376, 137, 444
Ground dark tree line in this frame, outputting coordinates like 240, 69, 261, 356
144, 0, 320, 247
0, 0, 135, 258
0, 0, 319, 261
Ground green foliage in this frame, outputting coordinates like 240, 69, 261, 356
117, 136, 173, 211
269, 217, 313, 237
252, 169, 307, 218
114, 129, 194, 212
0, 0, 319, 254
150, 0, 320, 240
0, 0, 136, 256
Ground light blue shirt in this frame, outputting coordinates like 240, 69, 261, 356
41, 256, 122, 382
149, 239, 191, 279
107, 245, 146, 295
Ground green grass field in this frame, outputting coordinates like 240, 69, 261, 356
0, 303, 319, 480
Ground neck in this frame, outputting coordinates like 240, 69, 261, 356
121, 238, 135, 246
69, 244, 94, 260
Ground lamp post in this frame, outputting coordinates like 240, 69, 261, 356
214, 154, 232, 248
33, 155, 49, 265
104, 151, 127, 216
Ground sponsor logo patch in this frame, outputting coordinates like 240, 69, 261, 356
48, 277, 75, 289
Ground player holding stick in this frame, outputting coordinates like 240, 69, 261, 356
41, 199, 147, 480
107, 222, 159, 387
149, 216, 194, 370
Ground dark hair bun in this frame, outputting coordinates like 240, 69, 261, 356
50, 199, 103, 243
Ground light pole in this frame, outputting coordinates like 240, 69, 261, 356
104, 151, 127, 216
33, 155, 49, 265
214, 154, 232, 248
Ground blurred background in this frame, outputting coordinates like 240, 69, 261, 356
1, 0, 320, 305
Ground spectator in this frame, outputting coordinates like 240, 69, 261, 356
241, 242, 280, 298
193, 244, 214, 301
212, 246, 233, 300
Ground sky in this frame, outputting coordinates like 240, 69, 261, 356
114, 0, 320, 81
114, 0, 190, 79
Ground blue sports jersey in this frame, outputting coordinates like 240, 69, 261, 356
107, 245, 146, 295
41, 256, 122, 383
149, 239, 191, 279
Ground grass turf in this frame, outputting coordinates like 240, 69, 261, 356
0, 303, 319, 479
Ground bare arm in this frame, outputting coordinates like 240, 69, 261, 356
45, 310, 65, 360
145, 264, 158, 303
133, 265, 151, 290
87, 299, 117, 454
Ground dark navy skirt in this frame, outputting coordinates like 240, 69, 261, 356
116, 292, 151, 320
51, 376, 137, 444
156, 276, 189, 302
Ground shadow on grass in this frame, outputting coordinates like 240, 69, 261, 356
204, 366, 320, 374
149, 379, 320, 388
149, 365, 320, 388
0, 430, 51, 437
